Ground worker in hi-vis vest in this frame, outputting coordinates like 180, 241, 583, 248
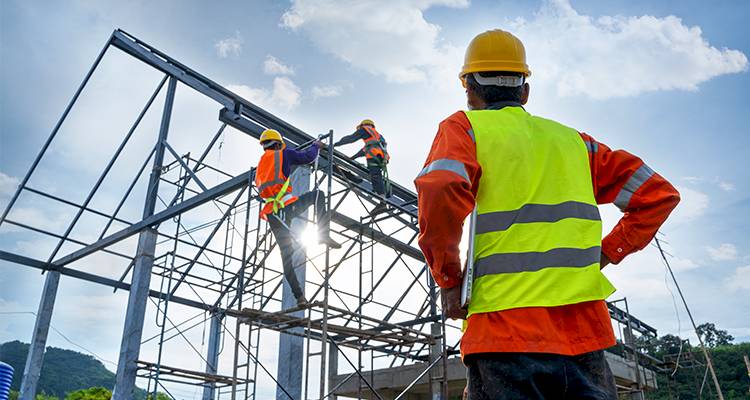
255, 129, 341, 304
334, 119, 391, 198
415, 30, 680, 399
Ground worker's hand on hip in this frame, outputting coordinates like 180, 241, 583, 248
441, 285, 467, 320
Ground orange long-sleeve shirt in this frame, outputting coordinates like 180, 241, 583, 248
415, 109, 680, 356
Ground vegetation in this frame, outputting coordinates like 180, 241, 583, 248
0, 341, 157, 399
636, 323, 750, 400
65, 387, 112, 400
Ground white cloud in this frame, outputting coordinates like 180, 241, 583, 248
510, 0, 748, 99
311, 84, 343, 99
215, 31, 243, 58
668, 185, 708, 224
718, 181, 735, 192
227, 76, 301, 111
682, 176, 704, 184
263, 55, 295, 75
280, 0, 468, 84
0, 172, 20, 208
726, 265, 750, 291
707, 243, 738, 261
671, 257, 700, 272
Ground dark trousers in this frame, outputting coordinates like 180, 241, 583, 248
366, 159, 386, 196
465, 351, 618, 400
266, 190, 326, 303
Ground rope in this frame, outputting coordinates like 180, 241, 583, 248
654, 236, 725, 399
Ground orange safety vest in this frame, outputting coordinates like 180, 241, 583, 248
361, 126, 389, 162
255, 149, 298, 219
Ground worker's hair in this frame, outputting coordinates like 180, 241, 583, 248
263, 141, 282, 150
465, 71, 524, 105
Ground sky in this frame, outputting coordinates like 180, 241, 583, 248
1, 0, 749, 398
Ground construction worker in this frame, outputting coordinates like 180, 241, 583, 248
334, 119, 391, 197
415, 30, 680, 399
255, 129, 341, 304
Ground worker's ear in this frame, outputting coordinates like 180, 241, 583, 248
521, 82, 530, 105
466, 86, 482, 110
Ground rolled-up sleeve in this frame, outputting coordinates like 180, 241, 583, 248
415, 111, 481, 288
581, 133, 680, 264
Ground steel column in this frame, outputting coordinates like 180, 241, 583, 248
113, 76, 177, 400
202, 312, 223, 400
18, 272, 60, 400
275, 166, 310, 400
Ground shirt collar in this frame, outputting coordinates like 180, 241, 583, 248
484, 101, 524, 111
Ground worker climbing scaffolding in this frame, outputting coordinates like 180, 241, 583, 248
334, 119, 392, 199
255, 128, 341, 305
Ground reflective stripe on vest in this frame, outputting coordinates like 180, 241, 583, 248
465, 108, 615, 316
362, 126, 386, 159
255, 149, 295, 215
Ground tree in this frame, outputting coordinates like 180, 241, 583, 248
696, 322, 734, 348
64, 387, 111, 400
145, 393, 170, 400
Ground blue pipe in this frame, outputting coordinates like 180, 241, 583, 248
0, 361, 13, 400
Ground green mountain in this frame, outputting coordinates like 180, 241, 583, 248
0, 341, 117, 398
0, 341, 162, 400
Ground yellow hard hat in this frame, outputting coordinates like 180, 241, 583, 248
259, 129, 284, 146
358, 119, 375, 128
459, 30, 531, 81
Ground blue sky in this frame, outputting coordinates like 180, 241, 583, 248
1, 0, 749, 397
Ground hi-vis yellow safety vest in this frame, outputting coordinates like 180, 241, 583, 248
465, 107, 615, 317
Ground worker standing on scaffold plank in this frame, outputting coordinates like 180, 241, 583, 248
255, 128, 341, 305
415, 30, 681, 399
334, 119, 391, 199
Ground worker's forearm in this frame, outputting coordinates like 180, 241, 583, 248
416, 175, 474, 288
603, 178, 680, 263
584, 133, 681, 264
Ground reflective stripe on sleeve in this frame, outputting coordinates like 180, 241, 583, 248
416, 158, 470, 183
584, 140, 598, 153
467, 128, 475, 142
614, 163, 655, 210
474, 246, 601, 278
475, 201, 601, 234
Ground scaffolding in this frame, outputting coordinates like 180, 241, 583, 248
0, 29, 662, 400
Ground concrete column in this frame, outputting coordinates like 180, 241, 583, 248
327, 343, 338, 400
275, 166, 310, 400
113, 77, 176, 400
202, 313, 223, 400
19, 271, 61, 400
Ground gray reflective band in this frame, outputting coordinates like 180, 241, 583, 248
475, 201, 600, 234
614, 163, 655, 210
584, 140, 598, 153
467, 128, 475, 142
417, 158, 470, 182
474, 246, 601, 278
472, 72, 524, 87
258, 178, 286, 192
273, 150, 282, 180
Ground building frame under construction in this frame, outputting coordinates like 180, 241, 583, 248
0, 29, 661, 400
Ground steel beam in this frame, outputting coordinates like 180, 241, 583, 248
113, 76, 176, 400
53, 168, 254, 267
0, 251, 232, 317
14, 34, 114, 400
